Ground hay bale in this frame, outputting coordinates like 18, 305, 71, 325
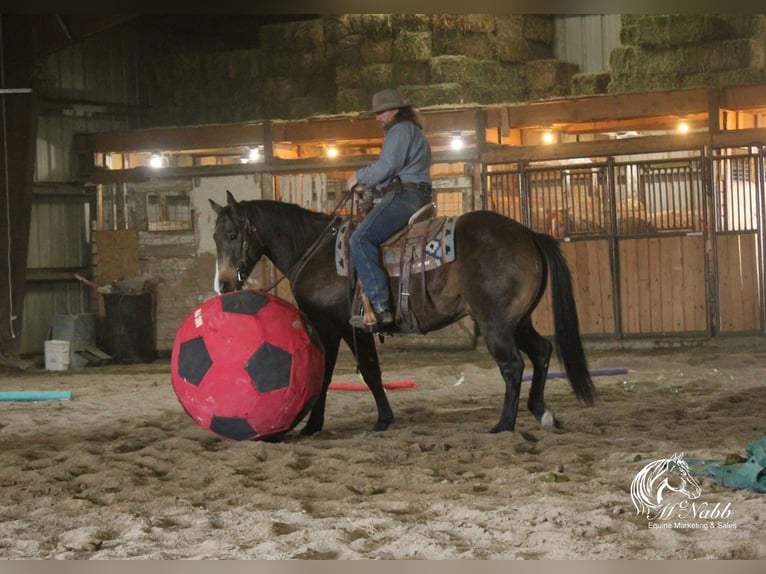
393, 31, 432, 63
492, 15, 554, 44
678, 68, 766, 89
429, 55, 477, 84
260, 50, 329, 77
432, 29, 494, 59
402, 83, 468, 107
431, 14, 496, 33
525, 59, 579, 99
333, 34, 364, 64
492, 63, 527, 103
619, 15, 751, 48
357, 63, 394, 92
429, 56, 527, 104
611, 39, 760, 80
336, 65, 362, 89
391, 14, 431, 32
571, 72, 611, 96
260, 19, 325, 53
393, 62, 430, 86
326, 14, 393, 41
360, 38, 393, 64
288, 96, 332, 119
261, 76, 297, 102
335, 88, 366, 115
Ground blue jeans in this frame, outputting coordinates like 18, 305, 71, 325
350, 184, 432, 312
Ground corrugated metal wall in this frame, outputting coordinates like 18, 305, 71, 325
21, 27, 147, 355
553, 15, 621, 74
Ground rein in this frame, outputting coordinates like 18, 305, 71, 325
255, 191, 353, 293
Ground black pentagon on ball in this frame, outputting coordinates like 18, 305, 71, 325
178, 336, 213, 386
221, 290, 270, 315
245, 342, 292, 393
210, 415, 258, 441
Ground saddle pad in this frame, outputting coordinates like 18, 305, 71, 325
334, 216, 457, 277
334, 218, 352, 276
382, 216, 457, 277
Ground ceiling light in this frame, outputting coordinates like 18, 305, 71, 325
248, 147, 260, 161
542, 129, 555, 144
326, 145, 338, 158
677, 118, 690, 134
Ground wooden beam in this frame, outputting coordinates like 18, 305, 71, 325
485, 88, 711, 129
720, 83, 766, 111
75, 122, 267, 153
482, 127, 766, 163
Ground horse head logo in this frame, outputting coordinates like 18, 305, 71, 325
630, 453, 702, 519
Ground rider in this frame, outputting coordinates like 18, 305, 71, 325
347, 88, 433, 330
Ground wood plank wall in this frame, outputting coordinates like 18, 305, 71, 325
716, 233, 761, 333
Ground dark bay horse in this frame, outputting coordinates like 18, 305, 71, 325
209, 190, 595, 436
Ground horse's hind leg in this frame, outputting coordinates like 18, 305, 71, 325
482, 322, 525, 433
516, 316, 556, 428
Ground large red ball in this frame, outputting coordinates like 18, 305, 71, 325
170, 289, 325, 441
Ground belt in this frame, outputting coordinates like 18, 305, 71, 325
401, 181, 432, 191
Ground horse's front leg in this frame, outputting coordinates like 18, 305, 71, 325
342, 329, 394, 431
300, 333, 341, 436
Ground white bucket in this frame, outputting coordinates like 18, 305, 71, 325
45, 340, 71, 371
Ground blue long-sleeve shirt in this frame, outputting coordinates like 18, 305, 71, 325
355, 120, 432, 191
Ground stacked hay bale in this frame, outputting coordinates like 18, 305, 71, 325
331, 14, 559, 114
259, 18, 336, 119
426, 15, 554, 107
329, 14, 397, 114
609, 14, 766, 93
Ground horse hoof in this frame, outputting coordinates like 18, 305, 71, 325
373, 419, 393, 431
541, 410, 555, 427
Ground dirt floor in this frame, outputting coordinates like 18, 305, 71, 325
1, 337, 765, 559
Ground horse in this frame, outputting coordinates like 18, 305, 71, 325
209, 190, 596, 436
631, 454, 703, 520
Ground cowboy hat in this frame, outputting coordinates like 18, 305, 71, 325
360, 88, 409, 118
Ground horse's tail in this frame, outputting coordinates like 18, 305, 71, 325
532, 232, 596, 406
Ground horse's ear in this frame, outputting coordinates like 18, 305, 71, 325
209, 199, 223, 215
226, 190, 238, 209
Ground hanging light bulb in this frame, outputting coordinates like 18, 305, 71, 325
677, 118, 690, 133
149, 153, 163, 168
326, 145, 338, 158
542, 129, 555, 144
450, 132, 464, 151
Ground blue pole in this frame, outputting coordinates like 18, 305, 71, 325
0, 391, 72, 402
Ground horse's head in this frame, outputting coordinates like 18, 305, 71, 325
631, 453, 702, 518
209, 190, 263, 294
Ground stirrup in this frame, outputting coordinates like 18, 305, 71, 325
349, 315, 372, 329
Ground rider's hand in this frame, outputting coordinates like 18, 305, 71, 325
346, 174, 358, 191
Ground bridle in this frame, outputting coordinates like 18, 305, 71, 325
235, 216, 264, 289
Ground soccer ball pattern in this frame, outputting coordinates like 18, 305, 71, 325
170, 289, 325, 441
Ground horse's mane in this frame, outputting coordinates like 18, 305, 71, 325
244, 199, 338, 254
